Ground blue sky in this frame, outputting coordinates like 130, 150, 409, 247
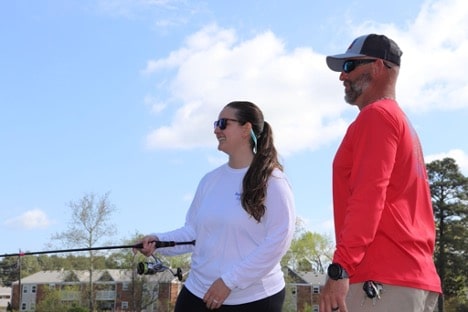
1, 0, 467, 255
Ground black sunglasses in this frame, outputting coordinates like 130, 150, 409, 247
213, 118, 240, 130
342, 59, 377, 73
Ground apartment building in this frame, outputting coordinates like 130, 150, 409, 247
286, 268, 327, 312
10, 267, 326, 311
11, 269, 181, 312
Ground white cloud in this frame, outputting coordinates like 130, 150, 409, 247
144, 94, 167, 114
370, 0, 468, 112
4, 209, 52, 230
143, 24, 347, 155
425, 149, 468, 175
142, 0, 468, 158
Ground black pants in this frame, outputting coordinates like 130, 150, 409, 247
174, 286, 285, 312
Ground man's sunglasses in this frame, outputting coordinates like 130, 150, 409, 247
342, 59, 376, 73
213, 118, 241, 130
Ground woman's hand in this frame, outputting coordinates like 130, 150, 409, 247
133, 235, 158, 256
203, 278, 231, 310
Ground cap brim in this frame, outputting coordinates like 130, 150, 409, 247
326, 52, 366, 72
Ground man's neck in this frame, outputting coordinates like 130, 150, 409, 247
357, 87, 396, 110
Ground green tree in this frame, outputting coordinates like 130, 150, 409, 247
0, 257, 19, 286
35, 287, 67, 312
427, 157, 468, 312
282, 218, 334, 273
21, 256, 41, 279
0, 255, 43, 287
281, 219, 334, 311
51, 192, 117, 312
67, 303, 88, 312
36, 286, 86, 312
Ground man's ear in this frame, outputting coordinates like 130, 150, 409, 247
375, 59, 389, 74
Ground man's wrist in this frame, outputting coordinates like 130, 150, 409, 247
327, 263, 349, 280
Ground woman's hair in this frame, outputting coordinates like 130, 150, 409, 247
226, 101, 283, 222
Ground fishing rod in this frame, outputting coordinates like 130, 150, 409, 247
1, 240, 195, 281
0, 240, 195, 258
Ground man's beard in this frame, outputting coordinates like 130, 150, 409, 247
344, 73, 372, 104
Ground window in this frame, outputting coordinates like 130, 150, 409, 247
32, 285, 37, 293
21, 303, 26, 310
23, 285, 28, 293
122, 282, 129, 291
313, 305, 319, 312
121, 301, 128, 310
313, 285, 320, 294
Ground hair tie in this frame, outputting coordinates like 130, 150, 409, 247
250, 129, 257, 154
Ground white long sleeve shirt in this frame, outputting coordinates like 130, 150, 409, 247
154, 163, 296, 304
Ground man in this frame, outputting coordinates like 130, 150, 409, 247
320, 34, 442, 312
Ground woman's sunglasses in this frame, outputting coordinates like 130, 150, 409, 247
213, 118, 240, 130
342, 59, 376, 73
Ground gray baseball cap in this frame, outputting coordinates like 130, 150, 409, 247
326, 34, 403, 72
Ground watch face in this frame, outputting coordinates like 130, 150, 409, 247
328, 263, 341, 279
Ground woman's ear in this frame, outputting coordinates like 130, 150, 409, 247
242, 122, 252, 138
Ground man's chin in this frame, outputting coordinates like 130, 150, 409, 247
344, 95, 354, 105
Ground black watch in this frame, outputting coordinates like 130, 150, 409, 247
327, 263, 349, 280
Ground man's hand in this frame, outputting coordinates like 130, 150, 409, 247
319, 278, 349, 312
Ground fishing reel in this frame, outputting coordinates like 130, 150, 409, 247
137, 254, 183, 281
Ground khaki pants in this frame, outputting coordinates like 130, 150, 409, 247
346, 283, 439, 312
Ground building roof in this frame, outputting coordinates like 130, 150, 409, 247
12, 269, 178, 285
296, 271, 327, 285
285, 267, 326, 285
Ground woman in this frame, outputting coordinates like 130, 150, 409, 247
136, 101, 296, 311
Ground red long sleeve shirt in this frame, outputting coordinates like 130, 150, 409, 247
332, 99, 441, 293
